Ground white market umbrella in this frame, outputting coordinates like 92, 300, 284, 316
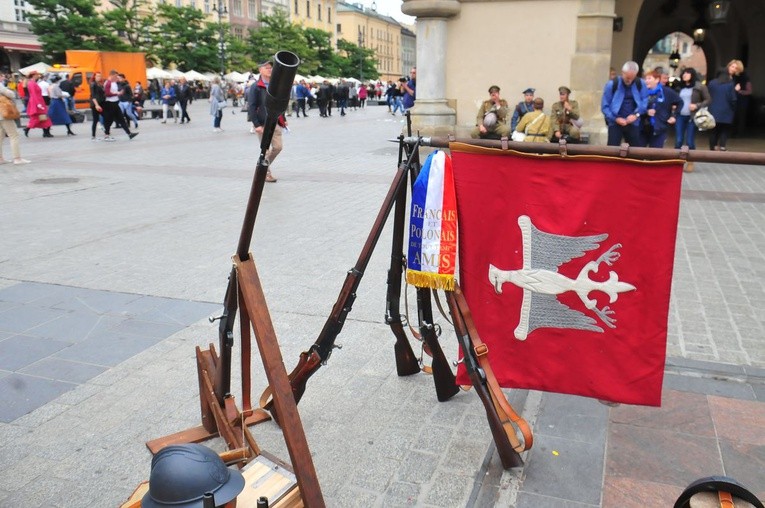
184, 70, 210, 82
345, 77, 361, 84
147, 67, 172, 80
19, 62, 53, 76
167, 69, 185, 78
224, 71, 247, 82
308, 75, 326, 82
294, 73, 308, 82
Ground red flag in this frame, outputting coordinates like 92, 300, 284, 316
452, 144, 683, 406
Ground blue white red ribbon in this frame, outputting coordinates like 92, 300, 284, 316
406, 150, 458, 290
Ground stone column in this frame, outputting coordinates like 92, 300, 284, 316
570, 0, 616, 145
402, 0, 460, 136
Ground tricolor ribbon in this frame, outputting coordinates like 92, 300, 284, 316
406, 150, 458, 290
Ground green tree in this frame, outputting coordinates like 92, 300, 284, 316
247, 10, 316, 72
26, 0, 126, 61
154, 4, 220, 71
336, 39, 378, 80
303, 28, 341, 76
101, 0, 156, 52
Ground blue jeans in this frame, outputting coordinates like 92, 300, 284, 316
213, 110, 222, 128
674, 115, 696, 149
391, 97, 403, 114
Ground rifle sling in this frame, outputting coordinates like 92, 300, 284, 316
453, 286, 533, 452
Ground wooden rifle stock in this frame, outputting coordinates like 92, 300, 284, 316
385, 135, 421, 376
416, 289, 459, 401
446, 288, 528, 469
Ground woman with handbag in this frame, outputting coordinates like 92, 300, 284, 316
23, 70, 53, 138
707, 68, 737, 151
47, 75, 76, 136
673, 67, 710, 151
0, 82, 30, 164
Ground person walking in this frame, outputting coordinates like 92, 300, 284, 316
118, 75, 139, 130
707, 68, 737, 151
160, 80, 177, 123
177, 77, 192, 124
358, 83, 368, 108
249, 59, 284, 183
23, 70, 53, 138
601, 61, 647, 146
47, 75, 76, 136
209, 76, 225, 132
674, 67, 709, 172
0, 81, 30, 165
295, 80, 311, 117
102, 70, 138, 141
89, 72, 106, 141
639, 70, 682, 148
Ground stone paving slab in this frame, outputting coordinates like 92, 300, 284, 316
1, 102, 764, 506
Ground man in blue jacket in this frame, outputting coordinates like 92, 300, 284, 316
601, 61, 647, 146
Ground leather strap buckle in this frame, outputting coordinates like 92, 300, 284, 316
474, 343, 488, 357
500, 136, 509, 150
619, 142, 629, 158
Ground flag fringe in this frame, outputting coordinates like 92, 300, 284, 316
406, 270, 455, 291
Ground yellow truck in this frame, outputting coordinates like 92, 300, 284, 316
51, 50, 147, 110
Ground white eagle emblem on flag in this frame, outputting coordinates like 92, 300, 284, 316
489, 215, 637, 340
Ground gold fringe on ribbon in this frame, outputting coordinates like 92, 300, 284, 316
406, 270, 455, 291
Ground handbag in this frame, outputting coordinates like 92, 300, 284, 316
0, 95, 21, 120
693, 107, 715, 131
217, 100, 227, 109
38, 114, 48, 122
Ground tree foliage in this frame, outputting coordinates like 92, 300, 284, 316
26, 0, 126, 61
25, 0, 386, 78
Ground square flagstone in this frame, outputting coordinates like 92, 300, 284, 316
0, 374, 76, 423
53, 331, 160, 367
25, 312, 118, 343
19, 357, 107, 384
534, 393, 609, 443
717, 439, 765, 500
0, 335, 71, 371
606, 422, 722, 486
0, 282, 69, 304
134, 298, 218, 326
708, 395, 765, 445
49, 289, 143, 314
601, 476, 684, 507
520, 433, 605, 506
0, 305, 71, 335
609, 389, 716, 438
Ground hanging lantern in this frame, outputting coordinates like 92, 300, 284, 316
708, 0, 731, 24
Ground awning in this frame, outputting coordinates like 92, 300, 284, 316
1, 42, 43, 52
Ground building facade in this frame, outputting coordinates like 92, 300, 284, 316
400, 25, 415, 79
336, 1, 403, 83
0, 0, 42, 72
290, 0, 337, 46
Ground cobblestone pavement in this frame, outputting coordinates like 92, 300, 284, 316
0, 101, 763, 507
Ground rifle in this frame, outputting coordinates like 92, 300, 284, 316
446, 285, 531, 469
405, 136, 460, 402
385, 134, 421, 377
211, 51, 300, 404
265, 139, 424, 418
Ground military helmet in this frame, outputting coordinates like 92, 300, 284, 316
141, 444, 245, 508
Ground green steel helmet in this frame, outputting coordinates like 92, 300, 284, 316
141, 444, 245, 508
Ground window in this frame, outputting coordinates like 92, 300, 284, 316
337, 23, 341, 33
327, 6, 331, 23
204, 0, 210, 12
306, 0, 310, 17
248, 0, 256, 18
14, 0, 27, 22
317, 3, 321, 20
294, 0, 298, 14
175, 0, 181, 6
232, 0, 242, 15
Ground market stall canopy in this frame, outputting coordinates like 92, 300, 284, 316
183, 70, 210, 82
147, 67, 172, 80
224, 71, 248, 82
19, 62, 53, 76
167, 69, 185, 78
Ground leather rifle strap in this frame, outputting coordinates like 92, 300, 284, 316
454, 286, 533, 452
718, 491, 735, 508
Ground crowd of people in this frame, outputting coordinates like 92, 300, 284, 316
470, 58, 753, 171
